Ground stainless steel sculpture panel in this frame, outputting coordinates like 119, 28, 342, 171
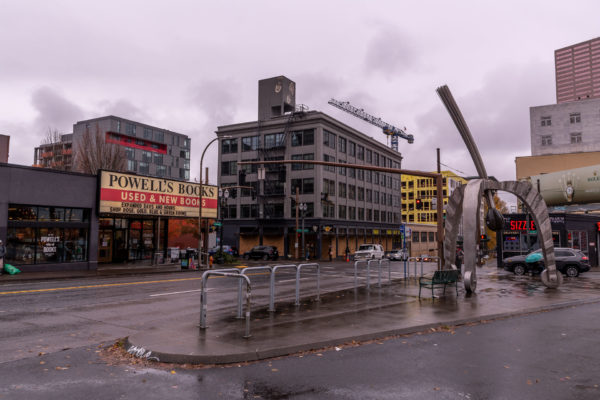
437, 85, 562, 292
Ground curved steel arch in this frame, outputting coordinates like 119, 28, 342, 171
443, 179, 563, 293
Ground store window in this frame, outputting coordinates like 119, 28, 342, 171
6, 205, 90, 265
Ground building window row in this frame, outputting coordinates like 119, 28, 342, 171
291, 129, 315, 147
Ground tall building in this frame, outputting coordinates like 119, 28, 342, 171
33, 116, 192, 180
401, 171, 467, 224
217, 76, 405, 259
555, 37, 600, 104
0, 134, 10, 163
33, 133, 74, 170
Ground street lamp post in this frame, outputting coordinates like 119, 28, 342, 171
219, 188, 229, 260
299, 202, 307, 260
198, 135, 231, 268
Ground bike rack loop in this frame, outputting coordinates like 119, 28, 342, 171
377, 259, 392, 288
367, 259, 380, 289
295, 263, 320, 306
269, 264, 298, 312
406, 257, 419, 279
199, 270, 252, 339
354, 260, 369, 289
237, 266, 273, 319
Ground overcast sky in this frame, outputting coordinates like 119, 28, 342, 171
2, 1, 599, 191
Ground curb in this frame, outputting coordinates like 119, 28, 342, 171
124, 295, 600, 365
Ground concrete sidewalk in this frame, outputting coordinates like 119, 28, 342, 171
0, 261, 186, 282
124, 266, 600, 365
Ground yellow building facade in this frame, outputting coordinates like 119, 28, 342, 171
401, 171, 467, 225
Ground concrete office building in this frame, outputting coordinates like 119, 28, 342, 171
555, 37, 600, 104
217, 76, 405, 260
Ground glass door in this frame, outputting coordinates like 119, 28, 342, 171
98, 230, 113, 263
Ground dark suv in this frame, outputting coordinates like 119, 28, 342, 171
503, 247, 590, 277
243, 245, 279, 261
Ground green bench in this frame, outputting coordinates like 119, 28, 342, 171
418, 269, 459, 299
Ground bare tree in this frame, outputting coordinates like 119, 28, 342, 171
42, 127, 63, 145
74, 123, 126, 174
36, 127, 70, 171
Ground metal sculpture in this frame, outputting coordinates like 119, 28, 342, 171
436, 86, 563, 293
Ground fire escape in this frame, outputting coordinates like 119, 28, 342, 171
259, 105, 308, 220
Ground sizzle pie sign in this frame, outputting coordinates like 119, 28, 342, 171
99, 171, 217, 218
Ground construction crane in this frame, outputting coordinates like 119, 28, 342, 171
328, 98, 414, 151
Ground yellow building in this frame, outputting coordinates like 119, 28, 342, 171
401, 171, 467, 224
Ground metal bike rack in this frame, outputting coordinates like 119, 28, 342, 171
199, 270, 252, 339
406, 257, 419, 279
377, 259, 392, 288
269, 264, 298, 312
367, 259, 380, 289
354, 260, 368, 289
237, 266, 273, 318
295, 263, 320, 306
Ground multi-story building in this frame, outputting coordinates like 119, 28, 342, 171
401, 171, 467, 224
529, 98, 600, 156
555, 37, 600, 104
217, 76, 405, 260
0, 134, 10, 163
33, 133, 74, 170
72, 116, 191, 180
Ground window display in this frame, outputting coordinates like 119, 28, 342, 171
6, 204, 90, 265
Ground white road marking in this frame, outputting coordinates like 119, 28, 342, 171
150, 288, 209, 297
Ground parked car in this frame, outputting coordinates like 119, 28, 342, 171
416, 254, 433, 262
503, 247, 590, 277
208, 245, 237, 256
243, 245, 279, 261
387, 249, 408, 261
354, 244, 385, 260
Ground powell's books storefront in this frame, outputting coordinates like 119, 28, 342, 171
1, 164, 216, 272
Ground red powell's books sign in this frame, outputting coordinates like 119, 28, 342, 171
99, 171, 217, 218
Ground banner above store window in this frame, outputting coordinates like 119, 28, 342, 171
98, 171, 217, 218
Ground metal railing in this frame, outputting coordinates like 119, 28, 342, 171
237, 266, 273, 318
199, 270, 252, 338
269, 264, 298, 312
406, 256, 442, 278
354, 259, 392, 289
295, 263, 320, 306
354, 260, 368, 289
377, 259, 392, 288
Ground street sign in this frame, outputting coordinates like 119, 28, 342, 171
296, 228, 309, 233
213, 222, 222, 227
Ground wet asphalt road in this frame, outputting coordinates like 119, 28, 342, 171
1, 263, 599, 399
1, 299, 599, 399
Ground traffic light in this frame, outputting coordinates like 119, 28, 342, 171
415, 199, 423, 210
238, 170, 246, 186
230, 188, 237, 199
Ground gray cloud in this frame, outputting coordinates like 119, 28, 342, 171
364, 26, 417, 78
31, 86, 85, 135
412, 62, 553, 181
97, 99, 151, 123
189, 79, 239, 127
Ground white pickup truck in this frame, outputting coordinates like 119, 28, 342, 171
353, 244, 385, 260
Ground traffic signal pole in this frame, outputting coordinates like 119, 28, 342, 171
238, 159, 445, 267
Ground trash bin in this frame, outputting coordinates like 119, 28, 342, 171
180, 249, 189, 269
154, 252, 164, 265
181, 248, 198, 269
